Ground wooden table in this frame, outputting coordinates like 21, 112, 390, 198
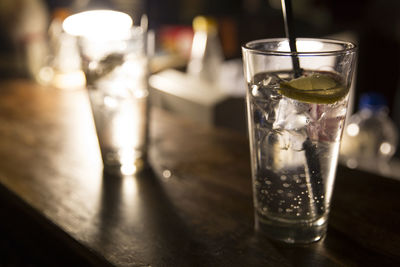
0, 80, 399, 266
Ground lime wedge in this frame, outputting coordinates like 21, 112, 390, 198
279, 73, 348, 104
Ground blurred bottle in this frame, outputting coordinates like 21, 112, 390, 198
187, 16, 224, 84
37, 8, 85, 90
340, 92, 398, 170
0, 0, 49, 78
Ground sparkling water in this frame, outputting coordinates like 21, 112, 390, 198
247, 71, 349, 243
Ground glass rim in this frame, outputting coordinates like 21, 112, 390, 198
242, 38, 357, 56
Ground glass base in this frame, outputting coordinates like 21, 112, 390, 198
101, 148, 147, 176
255, 215, 327, 244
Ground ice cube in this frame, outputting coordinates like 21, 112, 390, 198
262, 76, 273, 87
251, 81, 271, 98
273, 98, 310, 131
261, 129, 307, 170
251, 84, 262, 97
263, 73, 285, 86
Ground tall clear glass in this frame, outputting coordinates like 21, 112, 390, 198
242, 38, 357, 243
79, 27, 149, 175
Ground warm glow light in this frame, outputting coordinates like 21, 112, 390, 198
52, 70, 86, 90
380, 142, 392, 155
346, 123, 360, 137
346, 158, 358, 169
104, 96, 118, 108
191, 31, 208, 58
114, 105, 138, 148
38, 66, 54, 83
63, 10, 133, 40
38, 67, 86, 90
162, 169, 172, 178
121, 164, 137, 176
122, 176, 138, 195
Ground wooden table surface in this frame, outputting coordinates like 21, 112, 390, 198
0, 79, 399, 267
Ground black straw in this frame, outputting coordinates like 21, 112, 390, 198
280, 0, 324, 217
281, 0, 302, 77
303, 138, 325, 216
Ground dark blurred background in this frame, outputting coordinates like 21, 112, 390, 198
0, 0, 399, 125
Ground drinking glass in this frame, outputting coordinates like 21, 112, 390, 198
242, 38, 357, 243
63, 10, 149, 175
